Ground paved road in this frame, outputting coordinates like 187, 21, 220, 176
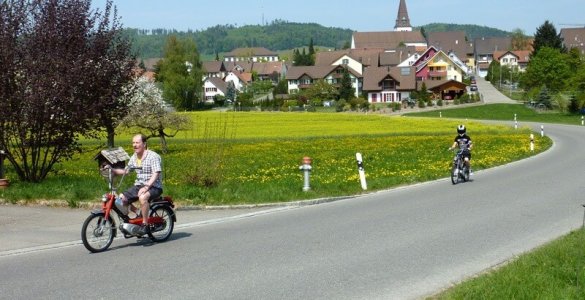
1, 121, 584, 299
474, 75, 517, 104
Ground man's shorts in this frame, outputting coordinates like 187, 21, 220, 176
122, 185, 163, 204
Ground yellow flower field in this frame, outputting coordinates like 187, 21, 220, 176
0, 112, 552, 206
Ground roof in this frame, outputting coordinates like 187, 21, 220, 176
362, 66, 416, 91
224, 61, 254, 72
560, 27, 585, 54
352, 31, 426, 49
206, 77, 228, 93
202, 61, 225, 73
474, 37, 512, 55
493, 50, 531, 63
427, 31, 474, 60
379, 46, 421, 66
315, 48, 383, 67
286, 65, 361, 80
224, 47, 278, 57
251, 61, 284, 75
424, 79, 467, 91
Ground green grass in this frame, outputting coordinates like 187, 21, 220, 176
406, 103, 585, 125
0, 112, 549, 207
432, 228, 585, 299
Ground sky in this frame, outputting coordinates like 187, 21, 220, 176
92, 0, 584, 36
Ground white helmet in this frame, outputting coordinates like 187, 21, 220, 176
457, 124, 466, 135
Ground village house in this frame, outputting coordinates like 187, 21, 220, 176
223, 47, 279, 62
560, 27, 585, 55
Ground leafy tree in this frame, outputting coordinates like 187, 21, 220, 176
0, 0, 136, 182
486, 60, 501, 84
532, 20, 565, 56
510, 28, 530, 50
520, 47, 570, 92
155, 36, 203, 110
302, 79, 337, 102
121, 77, 191, 153
338, 67, 354, 100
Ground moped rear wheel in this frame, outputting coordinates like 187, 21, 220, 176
147, 206, 174, 242
81, 214, 115, 253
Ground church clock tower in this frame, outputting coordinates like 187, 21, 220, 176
394, 0, 412, 32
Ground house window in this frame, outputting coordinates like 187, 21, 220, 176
205, 87, 217, 92
371, 93, 378, 103
342, 58, 349, 65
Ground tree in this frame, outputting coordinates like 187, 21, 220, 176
155, 36, 203, 110
520, 47, 570, 92
338, 67, 354, 101
225, 81, 237, 101
0, 0, 136, 182
532, 20, 565, 56
121, 77, 191, 153
510, 28, 530, 50
536, 86, 552, 109
303, 79, 337, 103
308, 38, 315, 65
417, 82, 430, 108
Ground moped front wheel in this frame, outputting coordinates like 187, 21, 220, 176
81, 214, 115, 253
462, 166, 470, 182
450, 164, 459, 184
147, 206, 174, 242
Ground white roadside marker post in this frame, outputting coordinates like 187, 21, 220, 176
356, 153, 367, 190
530, 134, 534, 152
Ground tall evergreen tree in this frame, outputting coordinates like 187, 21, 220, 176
338, 67, 354, 100
532, 20, 565, 56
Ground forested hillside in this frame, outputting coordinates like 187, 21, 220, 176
126, 20, 511, 59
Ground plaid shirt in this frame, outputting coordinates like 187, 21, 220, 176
128, 149, 162, 189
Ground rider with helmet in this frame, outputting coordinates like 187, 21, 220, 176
449, 125, 473, 173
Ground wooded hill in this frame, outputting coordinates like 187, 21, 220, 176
126, 20, 512, 60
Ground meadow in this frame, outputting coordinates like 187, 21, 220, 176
0, 111, 550, 207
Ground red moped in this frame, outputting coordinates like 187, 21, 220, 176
81, 165, 176, 253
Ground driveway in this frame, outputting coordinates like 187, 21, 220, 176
474, 75, 517, 104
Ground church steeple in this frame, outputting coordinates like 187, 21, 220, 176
394, 0, 412, 32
